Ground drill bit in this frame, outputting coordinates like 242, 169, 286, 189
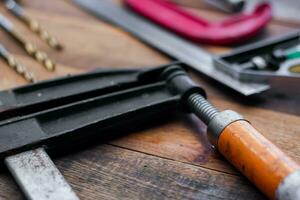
0, 13, 56, 71
0, 44, 35, 82
5, 0, 63, 50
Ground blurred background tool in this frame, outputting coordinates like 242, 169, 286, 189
206, 0, 245, 13
73, 0, 270, 96
215, 32, 300, 86
124, 0, 272, 45
175, 0, 300, 24
4, 0, 63, 50
245, 0, 300, 23
0, 14, 56, 71
0, 44, 35, 82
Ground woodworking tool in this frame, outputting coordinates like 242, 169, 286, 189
124, 0, 272, 45
214, 32, 300, 84
4, 0, 63, 50
0, 13, 56, 71
73, 0, 270, 96
0, 44, 35, 82
0, 63, 299, 200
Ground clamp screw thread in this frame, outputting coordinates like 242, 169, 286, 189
187, 93, 219, 125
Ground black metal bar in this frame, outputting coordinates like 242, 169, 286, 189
0, 68, 140, 122
0, 64, 194, 157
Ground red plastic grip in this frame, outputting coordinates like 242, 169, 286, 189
125, 0, 272, 45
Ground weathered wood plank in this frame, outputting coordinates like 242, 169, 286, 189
0, 0, 299, 199
110, 98, 300, 174
0, 144, 265, 200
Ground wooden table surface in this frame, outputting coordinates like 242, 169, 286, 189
0, 0, 299, 199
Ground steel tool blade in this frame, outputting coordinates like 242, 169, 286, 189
73, 0, 270, 96
5, 148, 80, 200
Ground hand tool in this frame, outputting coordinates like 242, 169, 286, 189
124, 0, 272, 45
0, 63, 299, 200
0, 14, 56, 71
73, 0, 270, 96
4, 0, 63, 50
0, 44, 35, 82
214, 32, 300, 84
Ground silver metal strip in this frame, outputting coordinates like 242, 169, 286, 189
5, 148, 80, 200
276, 170, 300, 200
5, 0, 25, 18
207, 110, 245, 146
73, 0, 270, 96
0, 13, 13, 31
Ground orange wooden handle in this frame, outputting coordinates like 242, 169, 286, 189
218, 120, 300, 200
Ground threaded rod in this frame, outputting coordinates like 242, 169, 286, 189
187, 93, 219, 125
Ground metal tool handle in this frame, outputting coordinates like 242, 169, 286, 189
217, 120, 300, 200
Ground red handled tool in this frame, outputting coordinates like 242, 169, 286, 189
125, 0, 272, 45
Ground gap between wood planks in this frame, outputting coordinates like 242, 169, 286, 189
108, 143, 239, 177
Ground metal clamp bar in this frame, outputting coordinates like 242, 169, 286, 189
5, 148, 80, 200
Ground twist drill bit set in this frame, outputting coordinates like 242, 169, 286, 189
0, 44, 34, 82
0, 0, 300, 200
0, 0, 62, 82
4, 0, 62, 50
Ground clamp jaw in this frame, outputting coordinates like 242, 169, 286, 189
0, 64, 205, 157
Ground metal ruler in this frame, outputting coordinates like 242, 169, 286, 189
73, 0, 270, 96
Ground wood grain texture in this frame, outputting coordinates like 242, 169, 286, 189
0, 0, 299, 199
0, 144, 265, 200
